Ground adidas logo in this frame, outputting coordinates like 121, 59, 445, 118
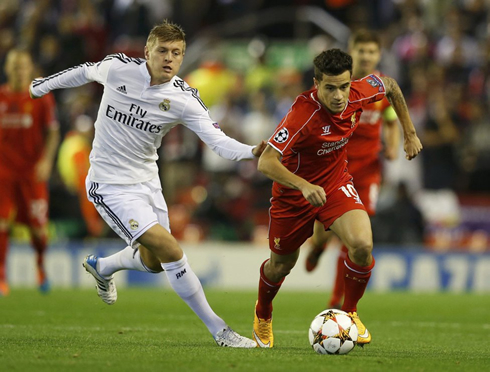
117, 85, 127, 94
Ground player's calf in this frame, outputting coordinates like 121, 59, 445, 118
305, 242, 326, 272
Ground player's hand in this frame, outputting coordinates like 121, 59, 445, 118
29, 79, 42, 99
404, 133, 423, 160
252, 140, 267, 157
300, 183, 326, 207
34, 158, 52, 182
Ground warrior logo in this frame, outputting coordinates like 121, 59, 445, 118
129, 219, 139, 230
321, 125, 331, 136
159, 99, 171, 111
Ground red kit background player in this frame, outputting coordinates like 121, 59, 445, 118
252, 48, 422, 348
0, 49, 60, 296
305, 30, 400, 309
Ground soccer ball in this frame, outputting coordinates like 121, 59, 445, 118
308, 309, 358, 355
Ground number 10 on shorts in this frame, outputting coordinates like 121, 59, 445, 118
339, 184, 362, 204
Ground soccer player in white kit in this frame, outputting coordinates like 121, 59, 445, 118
29, 20, 265, 348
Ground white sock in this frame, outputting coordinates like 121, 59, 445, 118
98, 246, 155, 277
161, 254, 226, 336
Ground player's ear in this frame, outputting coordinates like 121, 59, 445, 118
313, 77, 319, 89
144, 46, 149, 59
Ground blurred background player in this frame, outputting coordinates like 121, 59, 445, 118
0, 49, 60, 296
57, 114, 104, 238
253, 48, 422, 348
304, 29, 400, 309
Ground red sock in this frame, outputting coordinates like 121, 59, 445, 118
0, 231, 8, 281
256, 259, 284, 320
31, 235, 47, 268
32, 235, 48, 284
341, 254, 375, 313
328, 245, 348, 308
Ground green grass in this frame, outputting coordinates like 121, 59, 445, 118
1, 289, 489, 372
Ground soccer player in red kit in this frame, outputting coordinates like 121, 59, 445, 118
252, 49, 422, 347
305, 30, 400, 309
0, 49, 60, 296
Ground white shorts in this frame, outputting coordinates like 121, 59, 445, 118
86, 175, 170, 248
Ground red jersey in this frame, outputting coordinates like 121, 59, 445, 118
0, 85, 58, 177
347, 71, 391, 160
268, 74, 386, 202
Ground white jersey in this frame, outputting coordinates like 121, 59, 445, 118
31, 53, 255, 184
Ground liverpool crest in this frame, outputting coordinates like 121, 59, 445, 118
274, 237, 281, 250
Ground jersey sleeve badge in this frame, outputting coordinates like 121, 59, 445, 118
366, 78, 379, 87
366, 74, 384, 92
274, 128, 289, 143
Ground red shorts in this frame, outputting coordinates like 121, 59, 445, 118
348, 157, 381, 216
0, 175, 49, 227
268, 180, 366, 255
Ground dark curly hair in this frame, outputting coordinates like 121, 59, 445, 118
313, 49, 352, 81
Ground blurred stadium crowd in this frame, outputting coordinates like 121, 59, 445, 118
1, 0, 489, 250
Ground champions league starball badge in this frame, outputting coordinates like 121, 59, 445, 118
159, 99, 171, 111
274, 128, 289, 143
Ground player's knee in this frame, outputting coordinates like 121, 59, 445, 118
139, 226, 182, 262
349, 237, 372, 265
155, 239, 182, 262
139, 246, 165, 272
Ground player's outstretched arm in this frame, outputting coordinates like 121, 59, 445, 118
382, 115, 400, 161
381, 76, 423, 160
29, 80, 42, 99
258, 145, 326, 207
252, 140, 267, 157
29, 57, 112, 99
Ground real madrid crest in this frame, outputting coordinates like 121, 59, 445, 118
159, 99, 171, 111
129, 219, 139, 230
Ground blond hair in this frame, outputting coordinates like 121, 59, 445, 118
146, 20, 186, 51
5, 48, 32, 64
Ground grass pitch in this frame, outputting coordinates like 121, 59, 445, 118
1, 288, 488, 372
